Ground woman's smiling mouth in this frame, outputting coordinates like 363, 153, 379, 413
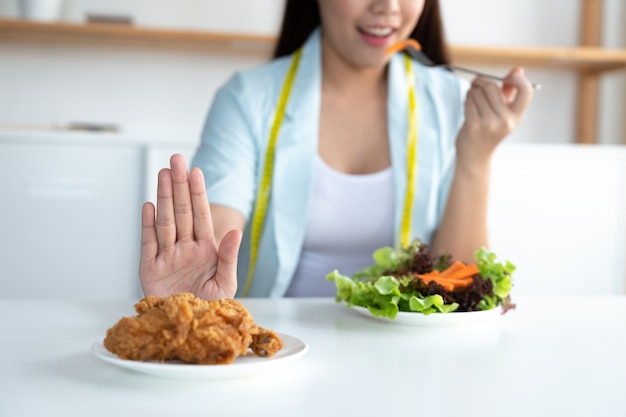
358, 26, 397, 46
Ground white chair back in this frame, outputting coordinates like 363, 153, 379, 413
488, 144, 626, 295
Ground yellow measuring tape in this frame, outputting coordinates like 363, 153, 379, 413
242, 49, 418, 296
399, 53, 419, 248
243, 48, 303, 297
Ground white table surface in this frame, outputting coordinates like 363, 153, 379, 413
1, 296, 625, 417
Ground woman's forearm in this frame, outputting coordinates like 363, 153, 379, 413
430, 159, 491, 263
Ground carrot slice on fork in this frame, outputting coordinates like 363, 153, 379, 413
386, 38, 422, 56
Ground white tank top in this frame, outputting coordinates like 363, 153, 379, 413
285, 155, 395, 297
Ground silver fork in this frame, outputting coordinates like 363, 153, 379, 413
405, 46, 542, 90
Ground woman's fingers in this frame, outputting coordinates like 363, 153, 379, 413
471, 77, 508, 119
155, 167, 177, 252
170, 154, 194, 242
466, 68, 534, 140
466, 82, 491, 120
155, 154, 211, 250
469, 67, 533, 121
189, 166, 215, 245
140, 202, 158, 261
215, 229, 243, 292
502, 67, 534, 115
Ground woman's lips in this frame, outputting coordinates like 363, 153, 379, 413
358, 27, 395, 47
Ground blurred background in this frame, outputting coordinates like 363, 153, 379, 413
1, 0, 625, 143
0, 0, 624, 299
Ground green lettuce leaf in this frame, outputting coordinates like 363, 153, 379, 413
474, 247, 516, 310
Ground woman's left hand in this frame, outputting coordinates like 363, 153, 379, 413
456, 67, 534, 167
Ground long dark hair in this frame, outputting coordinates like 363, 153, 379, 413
273, 0, 450, 66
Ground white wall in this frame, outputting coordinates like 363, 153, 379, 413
0, 0, 625, 145
0, 42, 263, 141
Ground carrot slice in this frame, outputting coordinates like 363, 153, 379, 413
386, 41, 406, 55
439, 276, 473, 283
443, 264, 479, 281
386, 39, 422, 55
439, 278, 473, 289
438, 261, 466, 278
417, 270, 439, 284
416, 261, 479, 291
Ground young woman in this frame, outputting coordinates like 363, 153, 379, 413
139, 0, 534, 299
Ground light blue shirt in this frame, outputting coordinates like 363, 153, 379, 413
192, 28, 468, 297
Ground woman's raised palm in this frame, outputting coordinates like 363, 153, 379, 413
139, 154, 242, 300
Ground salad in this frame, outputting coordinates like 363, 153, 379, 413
327, 240, 516, 320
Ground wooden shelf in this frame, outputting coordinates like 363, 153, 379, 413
2, 19, 626, 72
0, 19, 275, 55
451, 45, 626, 73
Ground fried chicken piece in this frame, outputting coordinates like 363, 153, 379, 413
103, 293, 283, 364
249, 326, 283, 357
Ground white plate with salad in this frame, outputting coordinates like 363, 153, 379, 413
328, 240, 516, 327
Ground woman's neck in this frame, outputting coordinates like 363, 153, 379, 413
320, 38, 388, 98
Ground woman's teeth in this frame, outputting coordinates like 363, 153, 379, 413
361, 27, 393, 37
